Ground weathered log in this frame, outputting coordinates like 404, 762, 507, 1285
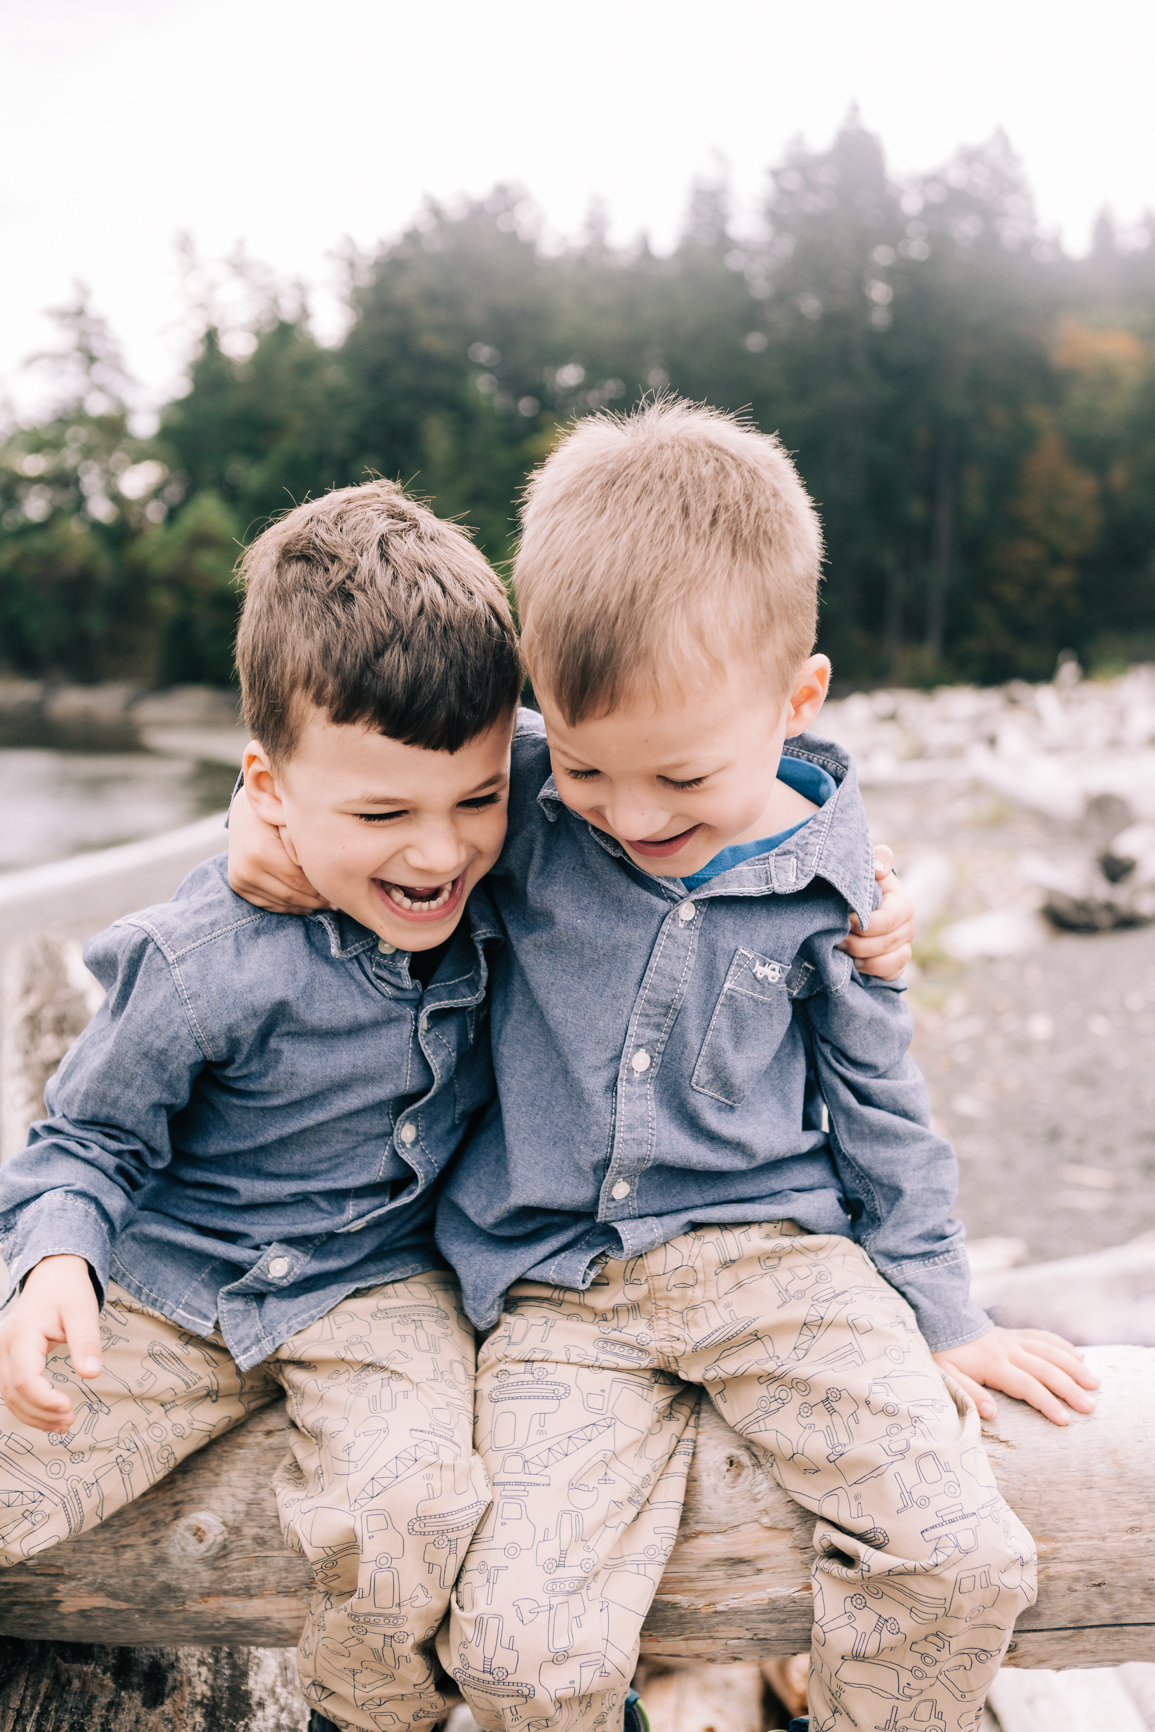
0, 1638, 306, 1732
972, 1236, 1155, 1347
0, 1347, 1149, 1670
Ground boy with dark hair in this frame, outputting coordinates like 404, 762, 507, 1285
0, 480, 523, 1732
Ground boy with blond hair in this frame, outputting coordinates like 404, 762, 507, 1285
0, 482, 523, 1732
425, 401, 1096, 1732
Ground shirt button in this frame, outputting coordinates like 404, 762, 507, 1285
611, 1180, 632, 1200
268, 1257, 290, 1278
378, 939, 397, 954
399, 1122, 417, 1144
677, 901, 696, 922
630, 1049, 651, 1074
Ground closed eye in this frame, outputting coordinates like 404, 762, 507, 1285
459, 793, 502, 811
563, 767, 601, 781
356, 809, 406, 823
659, 775, 706, 790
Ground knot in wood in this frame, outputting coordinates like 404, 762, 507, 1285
171, 1510, 228, 1559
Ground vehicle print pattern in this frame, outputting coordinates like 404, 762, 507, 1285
443, 1223, 1035, 1732
0, 1271, 488, 1732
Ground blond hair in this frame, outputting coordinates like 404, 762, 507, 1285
515, 398, 823, 721
236, 480, 522, 762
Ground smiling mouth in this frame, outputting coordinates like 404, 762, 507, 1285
625, 825, 702, 858
373, 872, 466, 919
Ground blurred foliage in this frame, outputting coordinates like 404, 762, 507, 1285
3, 119, 1155, 689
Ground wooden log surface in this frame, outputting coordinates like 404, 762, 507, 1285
0, 1346, 1149, 1670
0, 1638, 306, 1732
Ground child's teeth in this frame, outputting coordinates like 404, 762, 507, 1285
385, 880, 453, 912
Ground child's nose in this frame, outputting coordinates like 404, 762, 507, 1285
605, 793, 671, 840
402, 823, 468, 877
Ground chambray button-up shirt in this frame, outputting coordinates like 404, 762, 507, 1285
0, 855, 500, 1369
437, 716, 989, 1352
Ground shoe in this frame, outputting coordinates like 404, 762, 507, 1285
623, 1689, 650, 1732
789, 1720, 809, 1732
307, 1714, 342, 1732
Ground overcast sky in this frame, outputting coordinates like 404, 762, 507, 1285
3, 0, 1153, 418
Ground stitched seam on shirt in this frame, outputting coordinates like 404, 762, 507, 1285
634, 920, 699, 1183
690, 947, 756, 1102
126, 911, 265, 964
872, 1246, 970, 1272
108, 1257, 217, 1332
616, 909, 698, 1194
165, 956, 218, 1062
613, 919, 672, 1203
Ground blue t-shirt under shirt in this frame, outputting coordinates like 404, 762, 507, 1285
681, 755, 837, 891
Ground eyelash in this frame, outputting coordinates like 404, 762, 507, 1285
356, 792, 501, 823
564, 769, 706, 790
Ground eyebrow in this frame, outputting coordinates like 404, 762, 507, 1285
345, 772, 509, 806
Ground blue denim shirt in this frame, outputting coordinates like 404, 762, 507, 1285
0, 855, 501, 1368
437, 715, 989, 1352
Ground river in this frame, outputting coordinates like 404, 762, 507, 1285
0, 746, 240, 875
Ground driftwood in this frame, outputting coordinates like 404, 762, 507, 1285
0, 1347, 1150, 1671
0, 1640, 306, 1732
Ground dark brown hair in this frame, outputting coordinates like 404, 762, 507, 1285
236, 480, 523, 761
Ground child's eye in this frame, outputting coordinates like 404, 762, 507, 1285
356, 810, 406, 823
459, 793, 501, 811
661, 775, 706, 790
563, 768, 601, 782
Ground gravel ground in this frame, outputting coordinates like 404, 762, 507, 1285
857, 778, 1155, 1262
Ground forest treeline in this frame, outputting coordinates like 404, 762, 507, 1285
2, 118, 1155, 691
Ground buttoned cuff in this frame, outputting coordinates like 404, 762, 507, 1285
2, 1193, 112, 1308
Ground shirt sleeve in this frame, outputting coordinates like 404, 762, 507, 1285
0, 921, 210, 1306
798, 957, 992, 1352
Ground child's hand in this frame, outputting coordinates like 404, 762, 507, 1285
933, 1326, 1100, 1427
839, 845, 914, 980
228, 768, 328, 914
0, 1255, 103, 1431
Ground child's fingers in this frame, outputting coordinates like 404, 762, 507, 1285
1018, 1336, 1099, 1388
257, 891, 328, 914
872, 845, 895, 879
852, 945, 913, 982
1015, 1328, 1092, 1368
988, 1363, 1071, 1426
63, 1309, 102, 1381
3, 1336, 76, 1432
842, 924, 912, 956
233, 879, 329, 914
947, 1366, 998, 1420
1015, 1349, 1098, 1414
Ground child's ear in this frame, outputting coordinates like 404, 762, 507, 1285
784, 655, 831, 736
243, 743, 289, 829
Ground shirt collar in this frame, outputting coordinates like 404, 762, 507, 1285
536, 731, 878, 929
306, 889, 504, 968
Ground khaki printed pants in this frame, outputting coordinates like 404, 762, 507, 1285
442, 1224, 1036, 1732
0, 1271, 489, 1732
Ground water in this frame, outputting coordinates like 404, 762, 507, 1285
0, 749, 240, 874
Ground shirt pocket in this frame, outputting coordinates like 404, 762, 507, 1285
691, 948, 796, 1107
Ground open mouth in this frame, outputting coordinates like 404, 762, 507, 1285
373, 871, 467, 922
625, 825, 702, 858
